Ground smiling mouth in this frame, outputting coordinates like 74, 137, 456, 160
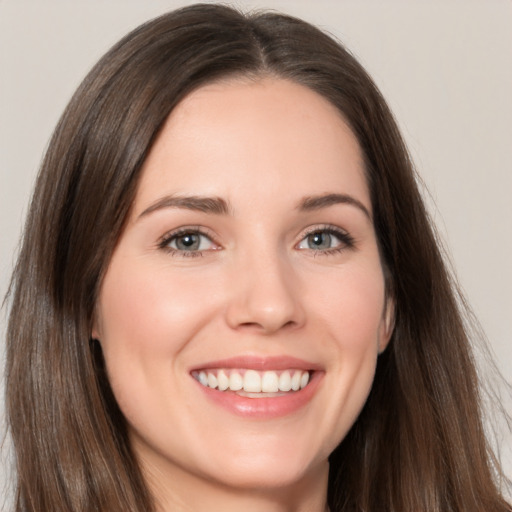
192, 369, 311, 396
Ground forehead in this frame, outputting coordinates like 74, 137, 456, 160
133, 77, 369, 215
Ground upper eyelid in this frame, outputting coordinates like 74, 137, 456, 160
157, 223, 353, 249
298, 224, 350, 239
295, 224, 356, 250
158, 226, 218, 247
161, 225, 214, 238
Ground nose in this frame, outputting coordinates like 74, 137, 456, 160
225, 249, 306, 335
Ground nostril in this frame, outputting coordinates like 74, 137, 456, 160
236, 318, 299, 334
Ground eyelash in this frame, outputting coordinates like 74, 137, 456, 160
157, 225, 355, 258
299, 225, 356, 256
158, 226, 218, 258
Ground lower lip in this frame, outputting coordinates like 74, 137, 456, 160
194, 371, 324, 419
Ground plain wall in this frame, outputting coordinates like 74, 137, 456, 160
1, 0, 511, 503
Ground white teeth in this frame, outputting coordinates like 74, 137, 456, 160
261, 371, 279, 392
217, 370, 229, 391
198, 371, 208, 386
278, 371, 292, 392
195, 369, 312, 394
243, 370, 261, 392
229, 372, 243, 391
291, 371, 301, 391
207, 372, 218, 389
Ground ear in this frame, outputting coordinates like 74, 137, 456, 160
378, 297, 395, 354
91, 306, 102, 341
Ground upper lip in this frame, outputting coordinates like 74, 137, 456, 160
190, 355, 323, 372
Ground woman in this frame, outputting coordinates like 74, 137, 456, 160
4, 4, 510, 511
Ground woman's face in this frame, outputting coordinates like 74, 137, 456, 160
94, 78, 393, 497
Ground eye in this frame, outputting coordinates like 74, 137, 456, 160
160, 228, 217, 255
296, 227, 354, 253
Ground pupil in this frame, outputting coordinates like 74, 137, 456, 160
309, 232, 330, 249
177, 233, 199, 250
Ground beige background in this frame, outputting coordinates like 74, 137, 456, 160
1, 0, 511, 502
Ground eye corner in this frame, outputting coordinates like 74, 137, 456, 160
295, 225, 356, 255
157, 226, 222, 256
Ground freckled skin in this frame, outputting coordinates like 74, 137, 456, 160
94, 78, 394, 511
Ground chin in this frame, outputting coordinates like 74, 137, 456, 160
205, 457, 325, 492
194, 437, 329, 492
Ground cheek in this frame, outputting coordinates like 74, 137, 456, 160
97, 258, 221, 358
312, 263, 387, 348
320, 266, 386, 423
95, 258, 222, 431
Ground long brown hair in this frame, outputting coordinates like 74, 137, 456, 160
5, 4, 510, 511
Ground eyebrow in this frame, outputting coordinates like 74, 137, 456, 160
298, 193, 372, 220
137, 192, 371, 220
138, 195, 231, 219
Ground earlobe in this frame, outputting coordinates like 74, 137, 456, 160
378, 298, 395, 354
91, 310, 102, 341
91, 328, 101, 341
